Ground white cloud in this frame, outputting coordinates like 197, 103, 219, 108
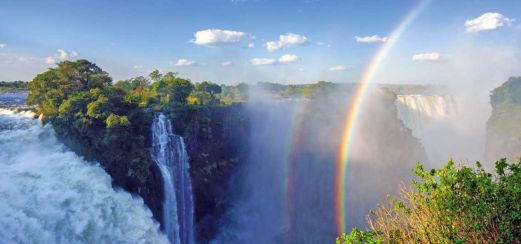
0, 43, 5, 49
221, 61, 233, 67
266, 33, 308, 52
355, 35, 388, 43
44, 56, 56, 64
174, 58, 197, 66
247, 43, 255, 48
328, 65, 351, 71
133, 64, 144, 69
278, 54, 299, 64
193, 29, 248, 46
45, 49, 78, 64
464, 12, 514, 33
412, 52, 441, 62
250, 58, 278, 66
250, 54, 300, 66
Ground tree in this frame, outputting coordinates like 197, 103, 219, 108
148, 69, 163, 83
114, 76, 149, 92
190, 81, 222, 105
236, 82, 249, 100
303, 81, 335, 99
152, 71, 194, 104
27, 59, 111, 115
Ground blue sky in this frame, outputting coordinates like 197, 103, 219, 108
1, 0, 520, 85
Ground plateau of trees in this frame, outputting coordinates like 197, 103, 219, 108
25, 59, 229, 183
25, 59, 339, 185
337, 159, 521, 243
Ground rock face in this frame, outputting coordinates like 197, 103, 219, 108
52, 94, 426, 242
164, 104, 249, 241
486, 77, 521, 162
51, 113, 166, 229
51, 104, 249, 242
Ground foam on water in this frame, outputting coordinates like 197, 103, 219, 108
0, 111, 169, 244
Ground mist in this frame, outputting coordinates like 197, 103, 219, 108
213, 83, 428, 242
387, 42, 521, 167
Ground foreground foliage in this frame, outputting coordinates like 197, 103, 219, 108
338, 159, 521, 243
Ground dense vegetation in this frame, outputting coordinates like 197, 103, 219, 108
486, 77, 521, 161
25, 59, 250, 241
337, 159, 521, 243
26, 59, 231, 183
490, 77, 521, 106
0, 80, 28, 90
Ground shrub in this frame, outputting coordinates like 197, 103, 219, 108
338, 159, 521, 243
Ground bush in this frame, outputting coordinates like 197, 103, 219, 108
338, 159, 521, 243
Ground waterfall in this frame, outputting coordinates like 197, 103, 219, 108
0, 109, 168, 243
395, 95, 458, 133
151, 113, 195, 244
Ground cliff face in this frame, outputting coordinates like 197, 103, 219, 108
164, 104, 249, 241
486, 77, 521, 162
51, 104, 249, 242
50, 111, 165, 227
51, 91, 427, 242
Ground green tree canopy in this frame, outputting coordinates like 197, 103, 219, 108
191, 81, 222, 105
152, 71, 194, 104
27, 59, 111, 115
490, 77, 521, 107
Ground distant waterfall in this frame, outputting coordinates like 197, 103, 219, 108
151, 113, 195, 244
0, 109, 168, 243
395, 95, 458, 132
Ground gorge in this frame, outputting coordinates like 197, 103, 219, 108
1, 68, 520, 243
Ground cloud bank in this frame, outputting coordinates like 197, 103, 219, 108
173, 58, 197, 66
193, 29, 248, 46
250, 54, 300, 65
45, 49, 78, 64
266, 33, 308, 52
465, 12, 513, 33
412, 52, 441, 62
355, 35, 388, 43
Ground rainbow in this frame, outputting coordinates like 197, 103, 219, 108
334, 0, 431, 234
284, 99, 309, 242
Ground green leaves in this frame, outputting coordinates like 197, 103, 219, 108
152, 71, 194, 104
105, 114, 130, 128
26, 59, 111, 116
338, 159, 521, 243
337, 228, 382, 244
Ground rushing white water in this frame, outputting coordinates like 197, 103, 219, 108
395, 94, 458, 133
151, 113, 194, 244
0, 110, 168, 244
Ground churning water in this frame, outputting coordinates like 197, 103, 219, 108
0, 109, 168, 244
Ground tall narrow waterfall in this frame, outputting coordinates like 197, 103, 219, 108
151, 113, 195, 244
